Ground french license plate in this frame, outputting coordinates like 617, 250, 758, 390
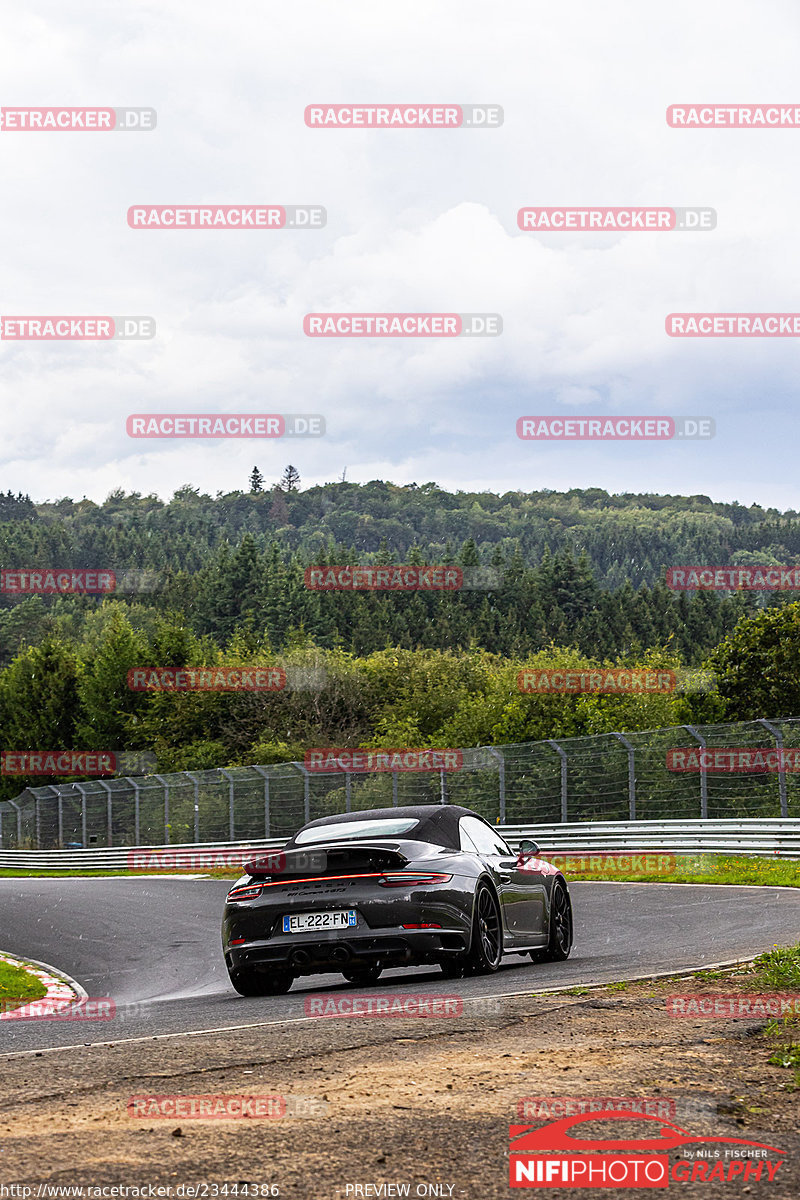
282, 909, 357, 933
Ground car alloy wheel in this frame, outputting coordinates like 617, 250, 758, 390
532, 880, 573, 962
467, 883, 502, 973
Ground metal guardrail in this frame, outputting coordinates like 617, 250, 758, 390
1, 820, 797, 870
0, 837, 285, 871
502, 819, 800, 858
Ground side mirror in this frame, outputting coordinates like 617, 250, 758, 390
519, 838, 540, 856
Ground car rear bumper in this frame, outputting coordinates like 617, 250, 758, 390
224, 927, 469, 976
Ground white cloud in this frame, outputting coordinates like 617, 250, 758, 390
1, 0, 799, 505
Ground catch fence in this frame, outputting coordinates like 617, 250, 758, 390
1, 717, 799, 850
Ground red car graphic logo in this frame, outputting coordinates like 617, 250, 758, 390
510, 1110, 785, 1155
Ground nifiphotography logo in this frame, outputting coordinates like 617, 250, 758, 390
508, 1111, 786, 1187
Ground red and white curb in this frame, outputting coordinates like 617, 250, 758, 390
0, 950, 86, 1020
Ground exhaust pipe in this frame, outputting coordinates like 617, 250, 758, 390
292, 949, 311, 968
330, 946, 350, 964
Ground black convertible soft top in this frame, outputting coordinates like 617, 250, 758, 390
287, 804, 481, 852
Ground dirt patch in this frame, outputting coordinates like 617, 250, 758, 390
0, 976, 797, 1198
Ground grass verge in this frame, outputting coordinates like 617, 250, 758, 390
558, 853, 800, 887
0, 854, 798, 886
0, 957, 48, 1010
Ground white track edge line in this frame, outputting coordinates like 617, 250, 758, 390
0, 953, 767, 1059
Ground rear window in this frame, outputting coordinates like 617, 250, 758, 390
294, 817, 420, 844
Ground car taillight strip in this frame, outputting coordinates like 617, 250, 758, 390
378, 873, 452, 887
258, 872, 386, 887
229, 871, 452, 898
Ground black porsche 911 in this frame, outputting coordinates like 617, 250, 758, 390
222, 803, 573, 995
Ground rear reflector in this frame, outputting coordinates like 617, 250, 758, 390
229, 938, 247, 945
378, 873, 452, 887
401, 923, 442, 929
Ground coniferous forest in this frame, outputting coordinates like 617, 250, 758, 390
2, 476, 800, 798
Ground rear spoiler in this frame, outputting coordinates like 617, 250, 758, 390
245, 841, 410, 879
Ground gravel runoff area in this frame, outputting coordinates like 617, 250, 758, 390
1, 970, 798, 1199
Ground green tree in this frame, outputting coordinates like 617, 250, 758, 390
279, 465, 301, 492
709, 601, 800, 719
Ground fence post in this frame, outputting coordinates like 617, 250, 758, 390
758, 718, 788, 818
54, 786, 63, 848
220, 770, 236, 841
291, 764, 311, 824
683, 726, 708, 819
7, 799, 22, 846
547, 740, 569, 822
74, 783, 89, 847
185, 772, 201, 842
252, 766, 271, 837
154, 775, 170, 844
345, 771, 352, 813
392, 771, 398, 806
97, 780, 113, 847
131, 778, 141, 846
611, 733, 636, 820
487, 748, 506, 824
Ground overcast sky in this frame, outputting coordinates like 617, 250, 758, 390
2, 0, 799, 509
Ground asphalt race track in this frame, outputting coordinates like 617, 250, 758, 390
2, 877, 799, 1054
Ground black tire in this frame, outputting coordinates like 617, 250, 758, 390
228, 967, 295, 996
440, 960, 467, 979
533, 880, 573, 962
341, 964, 383, 986
466, 883, 503, 974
